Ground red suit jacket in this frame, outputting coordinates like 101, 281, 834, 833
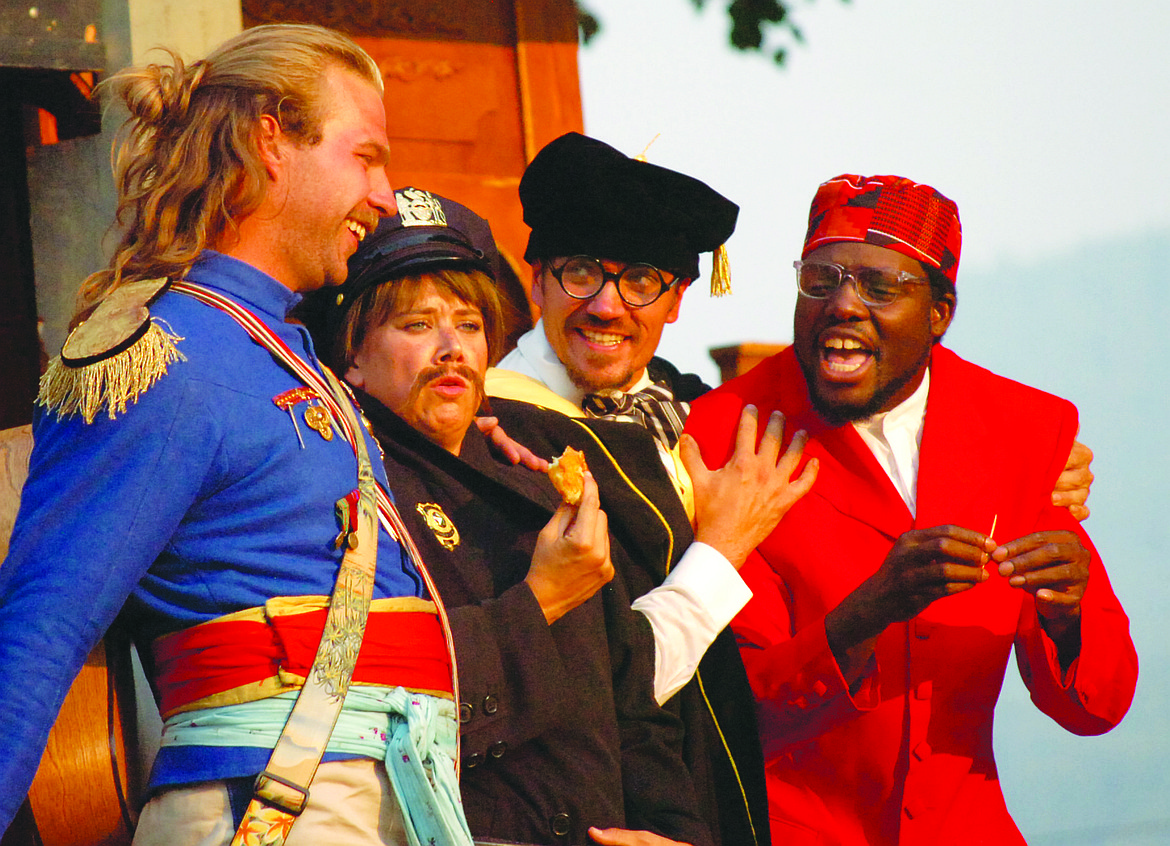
685, 345, 1137, 846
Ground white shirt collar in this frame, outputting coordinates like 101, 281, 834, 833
859, 367, 930, 438
852, 368, 931, 515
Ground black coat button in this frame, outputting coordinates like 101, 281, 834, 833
549, 812, 571, 837
464, 752, 483, 769
482, 694, 498, 715
459, 702, 473, 723
489, 740, 508, 759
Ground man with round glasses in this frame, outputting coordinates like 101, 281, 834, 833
684, 173, 1137, 845
487, 131, 814, 846
549, 255, 679, 308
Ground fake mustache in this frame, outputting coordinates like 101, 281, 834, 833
408, 363, 487, 406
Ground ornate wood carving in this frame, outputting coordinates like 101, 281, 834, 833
242, 0, 515, 44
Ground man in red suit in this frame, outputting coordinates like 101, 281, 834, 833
683, 174, 1137, 846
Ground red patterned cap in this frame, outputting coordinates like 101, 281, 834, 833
802, 174, 961, 283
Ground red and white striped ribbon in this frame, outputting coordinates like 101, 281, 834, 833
169, 280, 460, 727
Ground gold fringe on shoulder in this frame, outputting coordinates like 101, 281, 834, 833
711, 243, 732, 297
38, 320, 186, 423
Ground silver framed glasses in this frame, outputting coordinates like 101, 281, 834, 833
549, 256, 677, 308
794, 260, 929, 307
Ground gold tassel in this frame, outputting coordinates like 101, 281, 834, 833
634, 133, 661, 162
38, 320, 186, 423
711, 243, 732, 297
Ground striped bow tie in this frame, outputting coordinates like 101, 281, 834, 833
582, 384, 691, 450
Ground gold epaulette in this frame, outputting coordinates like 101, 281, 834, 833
38, 278, 186, 423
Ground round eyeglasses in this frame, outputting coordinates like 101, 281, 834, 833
794, 260, 929, 307
548, 256, 678, 308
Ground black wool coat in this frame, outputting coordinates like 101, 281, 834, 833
489, 382, 772, 846
360, 393, 713, 846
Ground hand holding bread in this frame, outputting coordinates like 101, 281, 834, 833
547, 446, 588, 505
527, 447, 612, 623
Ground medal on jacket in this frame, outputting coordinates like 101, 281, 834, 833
304, 402, 334, 441
417, 503, 460, 550
273, 387, 334, 446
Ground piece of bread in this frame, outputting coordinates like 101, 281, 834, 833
547, 446, 588, 505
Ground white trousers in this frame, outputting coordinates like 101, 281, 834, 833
133, 759, 408, 846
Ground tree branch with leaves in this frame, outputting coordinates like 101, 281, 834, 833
575, 0, 849, 67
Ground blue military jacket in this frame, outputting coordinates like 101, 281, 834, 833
0, 252, 428, 822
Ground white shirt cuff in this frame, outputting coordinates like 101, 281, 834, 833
632, 542, 752, 704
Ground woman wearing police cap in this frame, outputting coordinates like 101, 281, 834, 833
301, 188, 714, 846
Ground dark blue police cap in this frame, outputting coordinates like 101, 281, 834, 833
344, 186, 499, 301
299, 188, 500, 365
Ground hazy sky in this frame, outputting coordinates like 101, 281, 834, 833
577, 0, 1170, 383
578, 2, 1169, 841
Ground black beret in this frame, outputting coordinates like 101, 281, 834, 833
520, 132, 738, 281
298, 187, 499, 361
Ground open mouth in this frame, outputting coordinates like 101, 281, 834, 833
410, 365, 484, 407
345, 218, 368, 242
820, 335, 874, 377
430, 375, 468, 394
576, 327, 625, 349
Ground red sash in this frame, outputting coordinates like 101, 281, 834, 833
153, 599, 452, 719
